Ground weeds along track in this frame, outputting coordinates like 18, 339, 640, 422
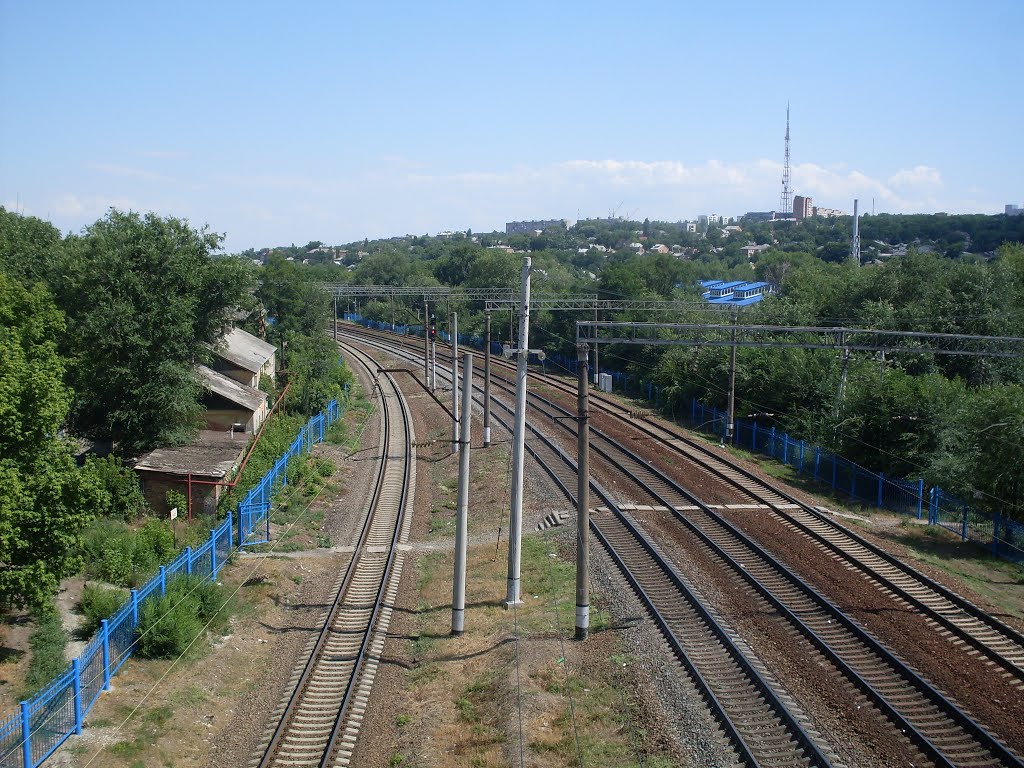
339, 323, 1024, 766
253, 343, 414, 768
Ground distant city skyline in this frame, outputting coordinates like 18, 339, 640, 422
2, 1, 1022, 251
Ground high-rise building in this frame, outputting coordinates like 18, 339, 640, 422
1006, 204, 1023, 216
793, 195, 813, 220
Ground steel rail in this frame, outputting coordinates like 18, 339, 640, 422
257, 344, 412, 768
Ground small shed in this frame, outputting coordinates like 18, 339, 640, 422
208, 327, 277, 389
198, 365, 269, 434
134, 431, 246, 516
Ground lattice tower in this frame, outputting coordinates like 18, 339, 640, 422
779, 103, 792, 215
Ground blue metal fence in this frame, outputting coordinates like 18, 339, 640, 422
686, 398, 1023, 564
0, 400, 343, 768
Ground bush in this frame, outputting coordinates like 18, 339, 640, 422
83, 517, 179, 587
79, 584, 129, 636
134, 577, 228, 659
22, 612, 68, 696
81, 455, 148, 519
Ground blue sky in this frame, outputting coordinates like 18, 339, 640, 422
2, 1, 1022, 251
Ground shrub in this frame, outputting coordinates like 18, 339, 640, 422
135, 592, 203, 659
83, 517, 179, 587
79, 584, 129, 636
22, 612, 68, 696
81, 455, 148, 519
134, 577, 229, 659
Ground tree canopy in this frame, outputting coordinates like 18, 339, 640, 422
53, 211, 254, 453
0, 271, 100, 610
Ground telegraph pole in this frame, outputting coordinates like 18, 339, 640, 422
452, 353, 473, 635
484, 311, 492, 447
505, 256, 532, 607
575, 343, 590, 640
451, 312, 459, 454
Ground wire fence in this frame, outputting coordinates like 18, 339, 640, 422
0, 400, 343, 768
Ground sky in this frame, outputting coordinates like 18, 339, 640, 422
2, 0, 1022, 252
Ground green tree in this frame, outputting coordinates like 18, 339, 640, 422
54, 211, 254, 453
0, 272, 101, 610
0, 208, 64, 285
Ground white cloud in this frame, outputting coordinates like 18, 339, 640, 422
86, 162, 175, 183
2, 200, 33, 216
55, 194, 137, 219
888, 165, 943, 188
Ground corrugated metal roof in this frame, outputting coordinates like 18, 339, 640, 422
197, 365, 267, 412
211, 328, 276, 374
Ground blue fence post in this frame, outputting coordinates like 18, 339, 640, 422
100, 619, 111, 691
72, 657, 83, 735
928, 486, 937, 525
916, 479, 924, 519
769, 426, 776, 456
130, 589, 139, 626
798, 440, 805, 473
159, 566, 166, 595
185, 546, 193, 576
831, 453, 837, 490
782, 434, 789, 465
961, 506, 969, 541
814, 447, 821, 482
20, 700, 31, 768
877, 473, 885, 509
992, 511, 1001, 556
210, 529, 218, 578
752, 422, 758, 451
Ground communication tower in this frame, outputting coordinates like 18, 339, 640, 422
779, 103, 792, 216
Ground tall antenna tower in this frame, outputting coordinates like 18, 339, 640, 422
779, 103, 792, 216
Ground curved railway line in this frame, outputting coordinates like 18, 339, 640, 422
253, 343, 414, 768
339, 322, 1024, 767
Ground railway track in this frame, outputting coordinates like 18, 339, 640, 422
343, 323, 1024, 686
253, 343, 414, 768
340, 324, 1024, 766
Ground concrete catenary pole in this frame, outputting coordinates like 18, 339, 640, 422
575, 343, 590, 640
452, 352, 474, 635
423, 301, 430, 386
505, 256, 532, 607
484, 311, 492, 447
451, 312, 459, 454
